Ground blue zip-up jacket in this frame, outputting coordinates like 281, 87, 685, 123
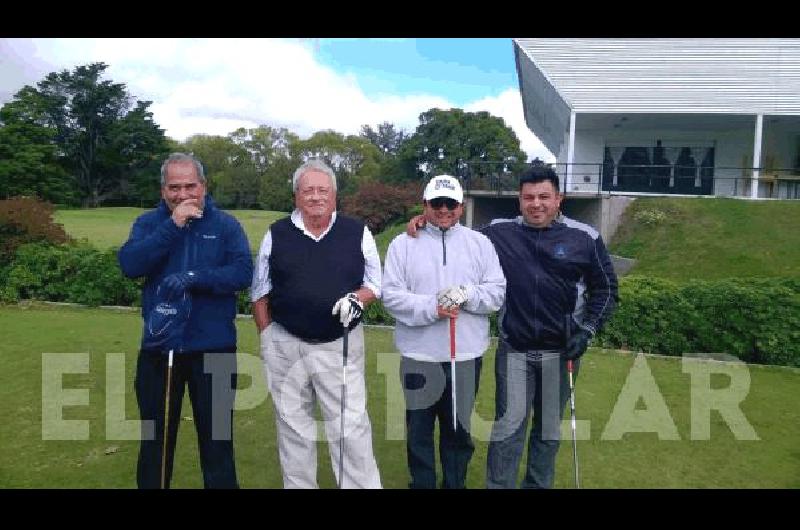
118, 196, 253, 353
481, 215, 618, 352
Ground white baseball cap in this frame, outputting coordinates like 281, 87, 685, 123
423, 175, 463, 203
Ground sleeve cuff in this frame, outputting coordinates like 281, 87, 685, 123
423, 294, 439, 323
463, 284, 478, 311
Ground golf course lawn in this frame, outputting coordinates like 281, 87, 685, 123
2, 304, 798, 488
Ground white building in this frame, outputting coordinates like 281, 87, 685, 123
514, 38, 800, 201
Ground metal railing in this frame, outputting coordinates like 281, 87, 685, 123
458, 161, 800, 199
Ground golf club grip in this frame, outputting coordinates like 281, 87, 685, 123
449, 316, 456, 360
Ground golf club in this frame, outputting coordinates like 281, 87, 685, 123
160, 348, 174, 489
339, 325, 349, 489
565, 315, 580, 489
450, 316, 457, 432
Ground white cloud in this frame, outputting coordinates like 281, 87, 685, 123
466, 88, 555, 163
0, 38, 550, 162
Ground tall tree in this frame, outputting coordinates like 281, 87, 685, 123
359, 122, 408, 156
228, 126, 301, 211
182, 134, 250, 208
297, 130, 382, 195
0, 100, 73, 203
396, 108, 527, 181
0, 63, 168, 206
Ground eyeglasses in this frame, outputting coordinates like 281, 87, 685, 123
428, 197, 460, 210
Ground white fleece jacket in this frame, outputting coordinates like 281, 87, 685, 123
382, 222, 506, 362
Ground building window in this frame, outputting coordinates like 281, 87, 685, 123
602, 141, 715, 195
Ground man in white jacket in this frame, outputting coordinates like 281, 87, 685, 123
382, 175, 506, 489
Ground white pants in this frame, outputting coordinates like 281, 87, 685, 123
260, 322, 382, 489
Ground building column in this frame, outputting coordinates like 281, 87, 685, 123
464, 196, 474, 228
751, 114, 763, 199
566, 111, 576, 193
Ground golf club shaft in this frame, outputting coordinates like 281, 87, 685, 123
339, 326, 349, 489
567, 360, 580, 488
450, 316, 457, 432
161, 349, 174, 489
565, 314, 580, 489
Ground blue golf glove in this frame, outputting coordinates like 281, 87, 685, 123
564, 329, 591, 361
161, 271, 198, 299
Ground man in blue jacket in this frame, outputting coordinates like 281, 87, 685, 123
119, 153, 253, 489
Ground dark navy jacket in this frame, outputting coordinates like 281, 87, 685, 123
118, 196, 253, 353
481, 216, 618, 352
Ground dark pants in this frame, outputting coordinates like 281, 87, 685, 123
135, 347, 239, 489
486, 341, 580, 489
401, 356, 482, 489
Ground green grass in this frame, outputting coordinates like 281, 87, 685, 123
2, 304, 798, 488
609, 197, 800, 280
54, 208, 287, 254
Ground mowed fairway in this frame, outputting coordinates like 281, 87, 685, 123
54, 208, 287, 254
2, 305, 798, 488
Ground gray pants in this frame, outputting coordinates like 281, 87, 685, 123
486, 341, 580, 489
260, 322, 382, 489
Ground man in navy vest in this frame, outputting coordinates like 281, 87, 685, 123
119, 153, 253, 488
251, 159, 382, 488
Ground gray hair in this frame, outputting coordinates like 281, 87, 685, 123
292, 159, 337, 193
160, 153, 206, 186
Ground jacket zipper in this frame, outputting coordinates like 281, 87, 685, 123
534, 230, 540, 343
180, 223, 191, 354
441, 228, 447, 266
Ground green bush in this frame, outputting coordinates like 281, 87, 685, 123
363, 299, 395, 326
1, 241, 141, 306
595, 276, 800, 367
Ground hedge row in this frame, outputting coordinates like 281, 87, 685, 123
2, 242, 798, 367
594, 276, 800, 367
1, 242, 141, 307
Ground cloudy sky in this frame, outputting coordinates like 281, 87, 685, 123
0, 38, 554, 162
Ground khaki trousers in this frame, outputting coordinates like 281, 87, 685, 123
260, 322, 382, 489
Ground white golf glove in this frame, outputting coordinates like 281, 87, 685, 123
332, 292, 364, 327
437, 285, 468, 309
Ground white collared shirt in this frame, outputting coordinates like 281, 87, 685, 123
250, 209, 382, 302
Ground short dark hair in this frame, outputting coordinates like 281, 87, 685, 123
518, 164, 560, 192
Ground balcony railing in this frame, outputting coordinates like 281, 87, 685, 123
459, 161, 800, 199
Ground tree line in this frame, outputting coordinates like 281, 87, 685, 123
0, 62, 528, 210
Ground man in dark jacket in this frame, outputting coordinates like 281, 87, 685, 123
482, 165, 618, 488
118, 153, 253, 489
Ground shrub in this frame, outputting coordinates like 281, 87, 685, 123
1, 241, 141, 307
595, 276, 800, 367
341, 181, 423, 234
0, 196, 70, 268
